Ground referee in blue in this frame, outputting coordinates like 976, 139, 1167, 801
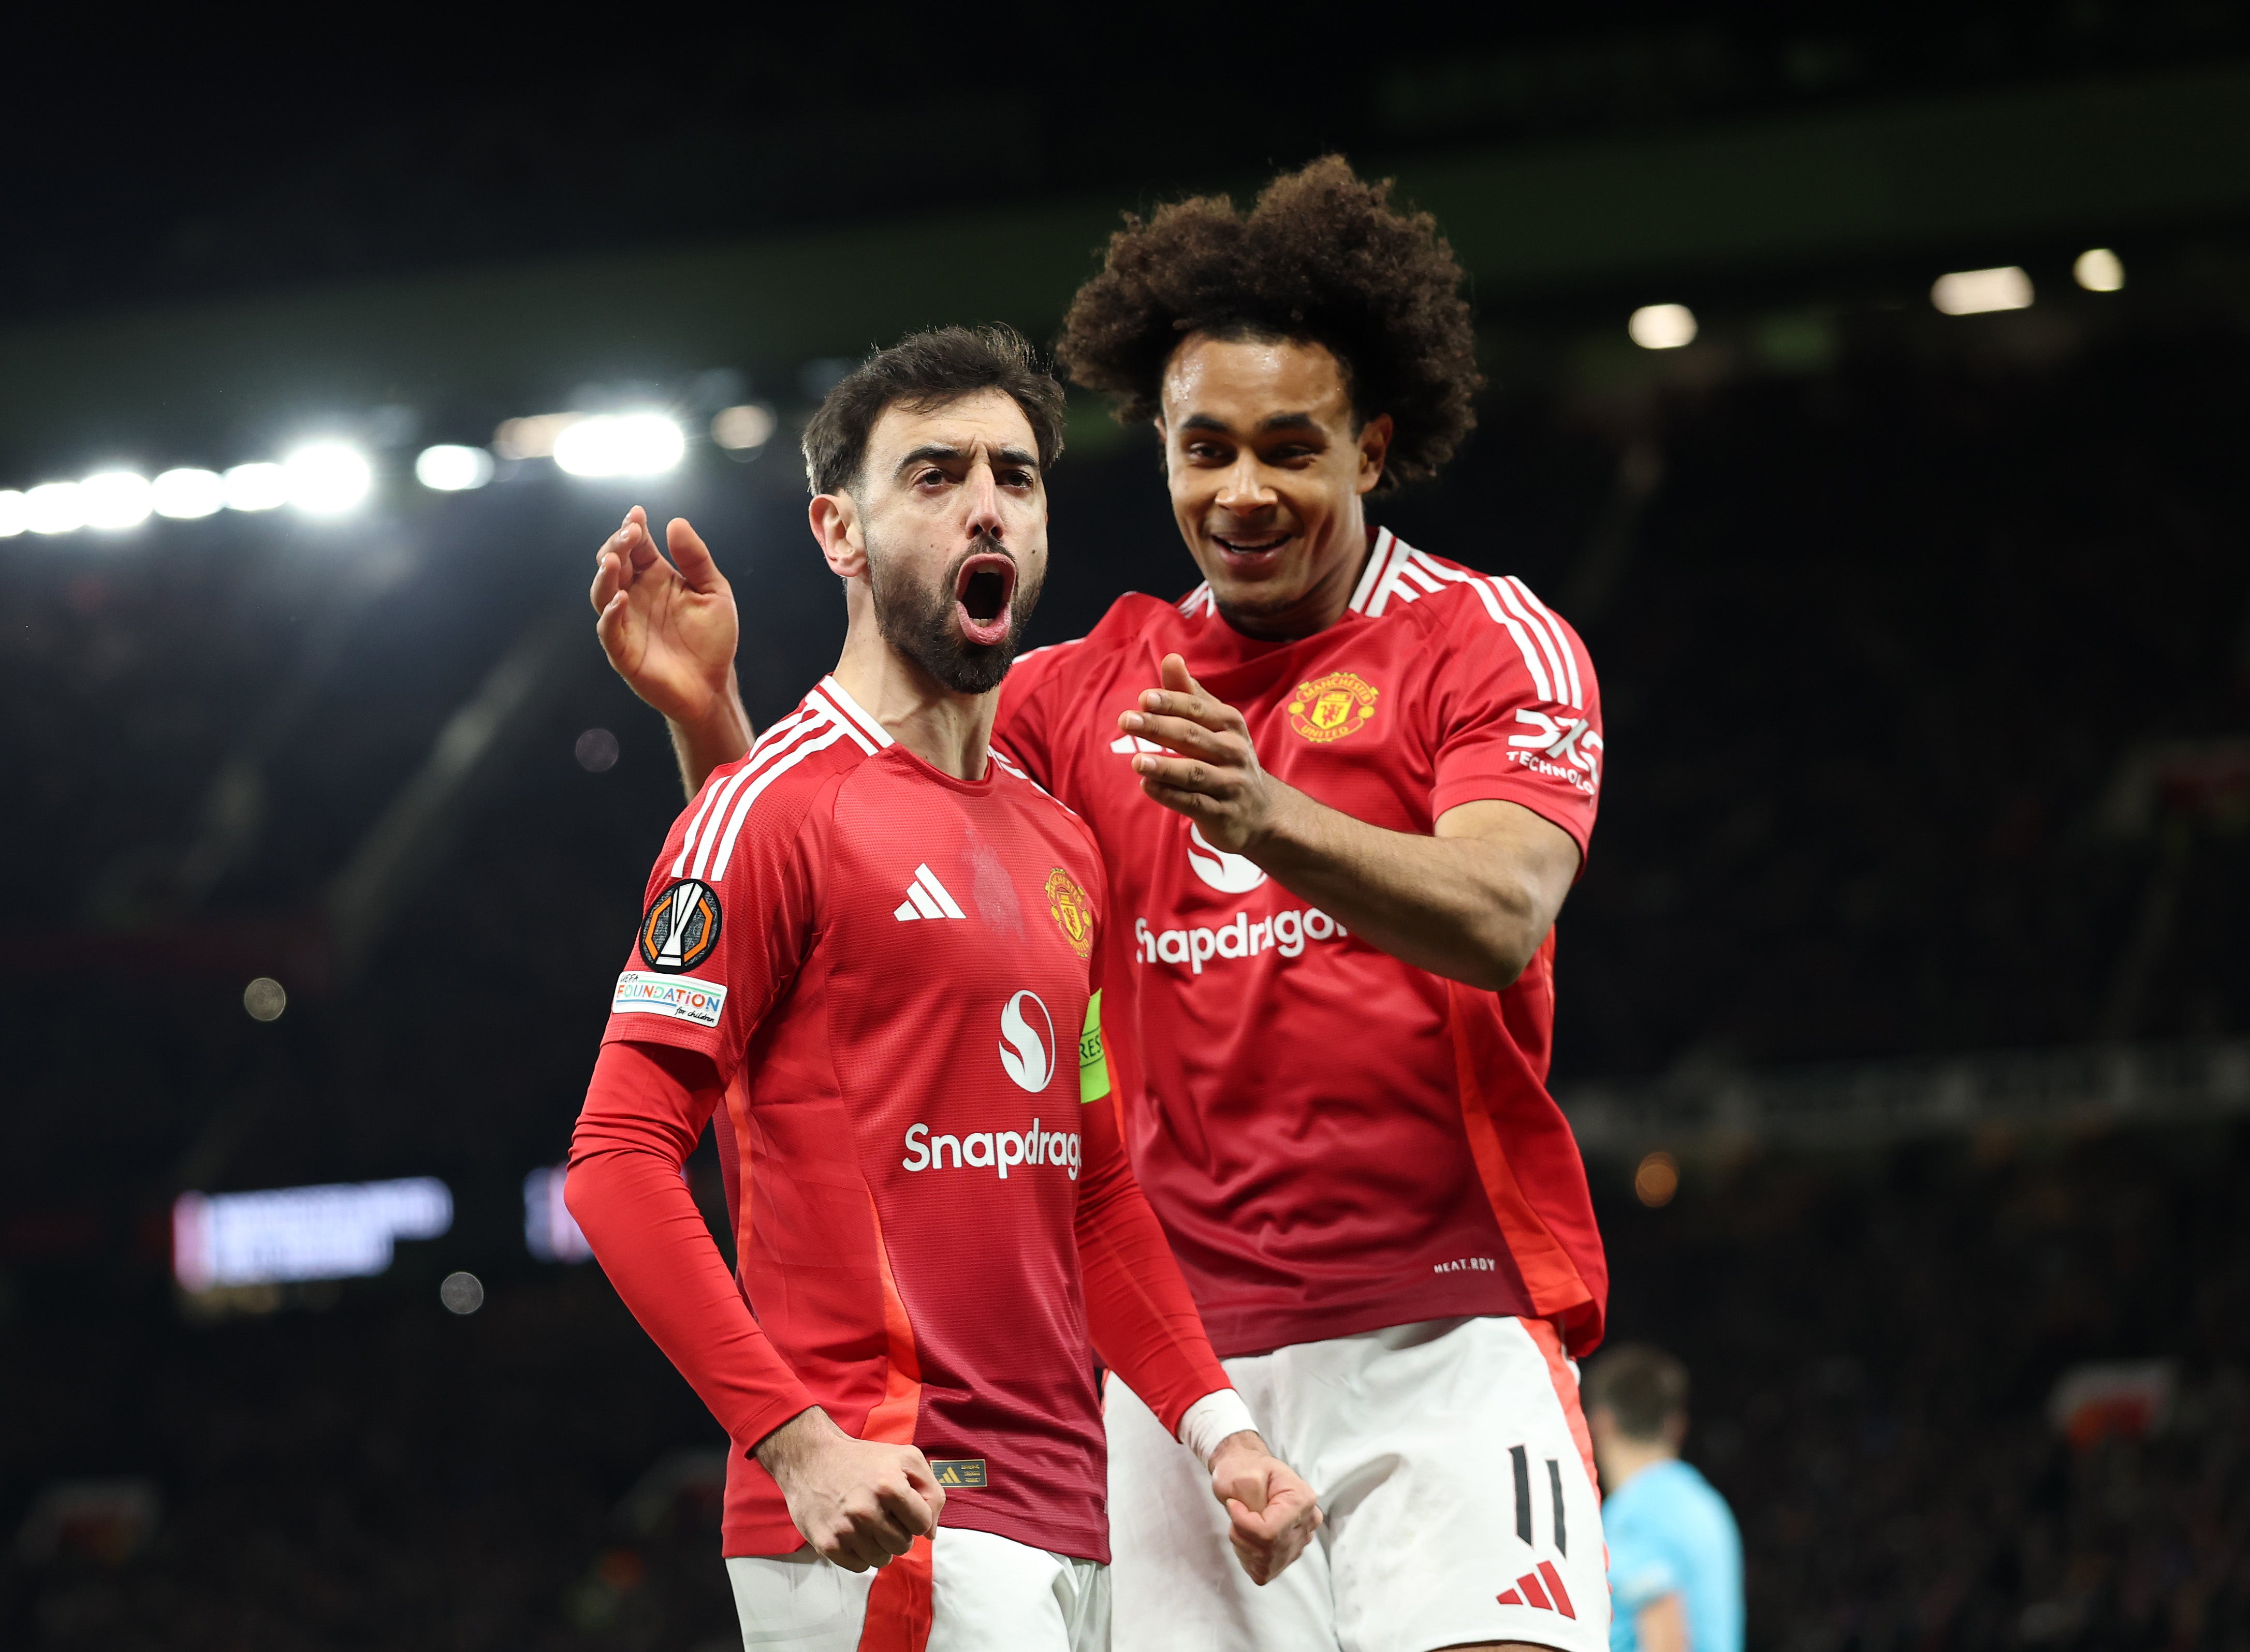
1586, 1347, 1744, 1652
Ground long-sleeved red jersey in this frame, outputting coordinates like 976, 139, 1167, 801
568, 676, 1229, 1562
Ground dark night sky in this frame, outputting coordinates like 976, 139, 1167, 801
9, 2, 2243, 328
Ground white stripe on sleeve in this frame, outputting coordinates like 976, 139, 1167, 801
1503, 577, 1585, 707
1408, 553, 1555, 701
1493, 579, 1573, 708
700, 724, 856, 881
669, 709, 820, 878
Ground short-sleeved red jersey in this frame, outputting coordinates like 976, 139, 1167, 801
588, 674, 1218, 1561
995, 530, 1611, 1358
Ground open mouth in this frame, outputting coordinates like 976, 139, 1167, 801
954, 551, 1017, 647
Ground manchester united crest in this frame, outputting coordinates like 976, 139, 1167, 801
1044, 868, 1095, 959
638, 879, 722, 973
1287, 671, 1379, 743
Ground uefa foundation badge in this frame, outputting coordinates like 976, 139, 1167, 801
639, 880, 722, 972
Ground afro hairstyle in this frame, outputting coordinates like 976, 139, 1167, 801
1057, 156, 1481, 491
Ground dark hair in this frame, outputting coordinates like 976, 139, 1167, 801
1056, 156, 1481, 491
1585, 1344, 1690, 1441
800, 324, 1066, 497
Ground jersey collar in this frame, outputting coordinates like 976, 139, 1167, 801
1347, 527, 1407, 615
809, 675, 895, 748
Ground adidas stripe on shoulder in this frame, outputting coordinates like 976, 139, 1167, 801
671, 675, 891, 884
1351, 530, 1590, 711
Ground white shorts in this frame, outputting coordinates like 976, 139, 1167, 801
1107, 1315, 1609, 1652
726, 1527, 1107, 1651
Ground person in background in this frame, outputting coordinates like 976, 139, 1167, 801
1586, 1346, 1744, 1652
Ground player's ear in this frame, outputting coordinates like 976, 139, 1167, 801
809, 492, 867, 580
1355, 414, 1394, 495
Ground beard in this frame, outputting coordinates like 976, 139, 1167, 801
866, 530, 1043, 695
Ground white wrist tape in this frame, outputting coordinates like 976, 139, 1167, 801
1176, 1388, 1261, 1468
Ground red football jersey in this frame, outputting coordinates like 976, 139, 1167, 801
995, 530, 1611, 1358
586, 675, 1210, 1562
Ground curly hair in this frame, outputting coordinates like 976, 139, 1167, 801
1057, 156, 1481, 490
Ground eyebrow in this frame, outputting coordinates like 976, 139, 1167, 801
892, 443, 1041, 477
1177, 411, 1323, 434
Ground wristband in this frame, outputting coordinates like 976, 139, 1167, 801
1176, 1387, 1261, 1467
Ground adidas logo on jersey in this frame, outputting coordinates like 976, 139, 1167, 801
893, 864, 968, 923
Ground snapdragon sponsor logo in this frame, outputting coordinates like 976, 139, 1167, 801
998, 990, 1054, 1092
1185, 822, 1266, 893
1133, 906, 1349, 975
901, 1119, 1081, 1180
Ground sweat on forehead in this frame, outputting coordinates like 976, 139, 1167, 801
799, 324, 1066, 498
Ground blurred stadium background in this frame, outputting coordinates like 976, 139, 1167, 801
4, 7, 2248, 1648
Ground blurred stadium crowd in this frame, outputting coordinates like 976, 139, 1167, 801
8, 1126, 2243, 1650
2, 283, 2246, 1645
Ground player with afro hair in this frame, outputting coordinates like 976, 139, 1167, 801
1059, 154, 1482, 491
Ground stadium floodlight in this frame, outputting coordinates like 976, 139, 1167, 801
493, 412, 577, 461
1628, 303, 1698, 350
80, 471, 154, 531
414, 444, 494, 492
711, 403, 777, 451
224, 463, 290, 511
284, 443, 373, 515
0, 490, 29, 538
172, 1177, 453, 1292
152, 468, 226, 520
2074, 247, 2125, 293
25, 482, 86, 535
1931, 266, 2033, 316
552, 413, 685, 478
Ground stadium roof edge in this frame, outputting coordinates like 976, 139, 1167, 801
1, 63, 2244, 464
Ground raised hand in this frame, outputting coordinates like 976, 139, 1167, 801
591, 506, 740, 728
1120, 653, 1286, 854
754, 1407, 946, 1572
1208, 1431, 1324, 1585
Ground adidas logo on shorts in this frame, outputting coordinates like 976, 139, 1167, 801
1496, 1560, 1577, 1619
